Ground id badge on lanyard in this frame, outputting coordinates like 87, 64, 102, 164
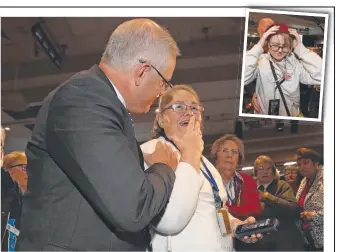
217, 208, 233, 236
200, 159, 232, 237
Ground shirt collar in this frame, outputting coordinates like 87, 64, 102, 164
108, 78, 126, 108
224, 171, 244, 185
257, 179, 274, 190
234, 171, 244, 183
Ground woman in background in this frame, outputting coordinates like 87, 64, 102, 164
296, 148, 324, 251
211, 134, 262, 251
284, 165, 303, 196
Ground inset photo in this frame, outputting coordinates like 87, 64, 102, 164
239, 9, 328, 122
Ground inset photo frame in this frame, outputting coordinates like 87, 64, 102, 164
239, 8, 328, 122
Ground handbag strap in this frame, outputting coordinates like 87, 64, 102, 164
269, 60, 291, 116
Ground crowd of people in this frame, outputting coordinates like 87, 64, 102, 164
1, 18, 324, 252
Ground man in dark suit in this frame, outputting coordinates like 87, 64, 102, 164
17, 18, 203, 251
253, 155, 304, 251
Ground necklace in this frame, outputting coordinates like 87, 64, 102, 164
272, 57, 291, 80
275, 59, 292, 80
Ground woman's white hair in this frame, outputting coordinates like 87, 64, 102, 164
101, 18, 180, 71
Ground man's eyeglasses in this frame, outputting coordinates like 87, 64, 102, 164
139, 59, 173, 90
269, 44, 290, 53
257, 166, 273, 173
7, 164, 27, 172
220, 148, 239, 156
162, 103, 204, 115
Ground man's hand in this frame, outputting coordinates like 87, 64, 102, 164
143, 141, 179, 170
252, 92, 261, 114
300, 211, 314, 222
171, 115, 204, 172
259, 191, 269, 202
288, 28, 301, 49
231, 216, 263, 243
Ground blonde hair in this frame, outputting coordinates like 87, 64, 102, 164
151, 84, 201, 138
3, 151, 27, 171
1, 127, 5, 148
284, 165, 299, 175
254, 155, 276, 176
1, 127, 5, 167
210, 134, 245, 166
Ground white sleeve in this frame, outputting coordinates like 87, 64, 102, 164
152, 162, 204, 234
293, 43, 323, 85
141, 139, 204, 234
244, 43, 264, 85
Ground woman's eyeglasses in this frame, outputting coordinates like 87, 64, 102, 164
219, 148, 239, 156
269, 44, 290, 53
257, 166, 273, 173
162, 103, 204, 115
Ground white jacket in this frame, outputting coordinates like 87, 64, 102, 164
244, 43, 322, 117
141, 137, 234, 251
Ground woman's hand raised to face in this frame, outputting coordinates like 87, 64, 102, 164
258, 25, 280, 49
171, 115, 204, 172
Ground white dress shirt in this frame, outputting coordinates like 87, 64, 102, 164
141, 137, 235, 251
256, 180, 273, 191
108, 78, 126, 107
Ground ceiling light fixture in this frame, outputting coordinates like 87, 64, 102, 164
284, 161, 297, 166
31, 21, 63, 69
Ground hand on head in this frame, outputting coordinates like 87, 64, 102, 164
288, 28, 301, 48
258, 26, 280, 48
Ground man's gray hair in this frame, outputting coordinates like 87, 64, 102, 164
101, 18, 181, 71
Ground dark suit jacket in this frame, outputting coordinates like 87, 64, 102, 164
17, 65, 176, 251
255, 179, 304, 251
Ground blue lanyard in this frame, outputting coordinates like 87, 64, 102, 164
200, 158, 222, 209
161, 133, 222, 209
224, 176, 238, 206
200, 158, 219, 191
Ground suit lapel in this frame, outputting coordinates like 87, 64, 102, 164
91, 65, 145, 172
265, 179, 277, 195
